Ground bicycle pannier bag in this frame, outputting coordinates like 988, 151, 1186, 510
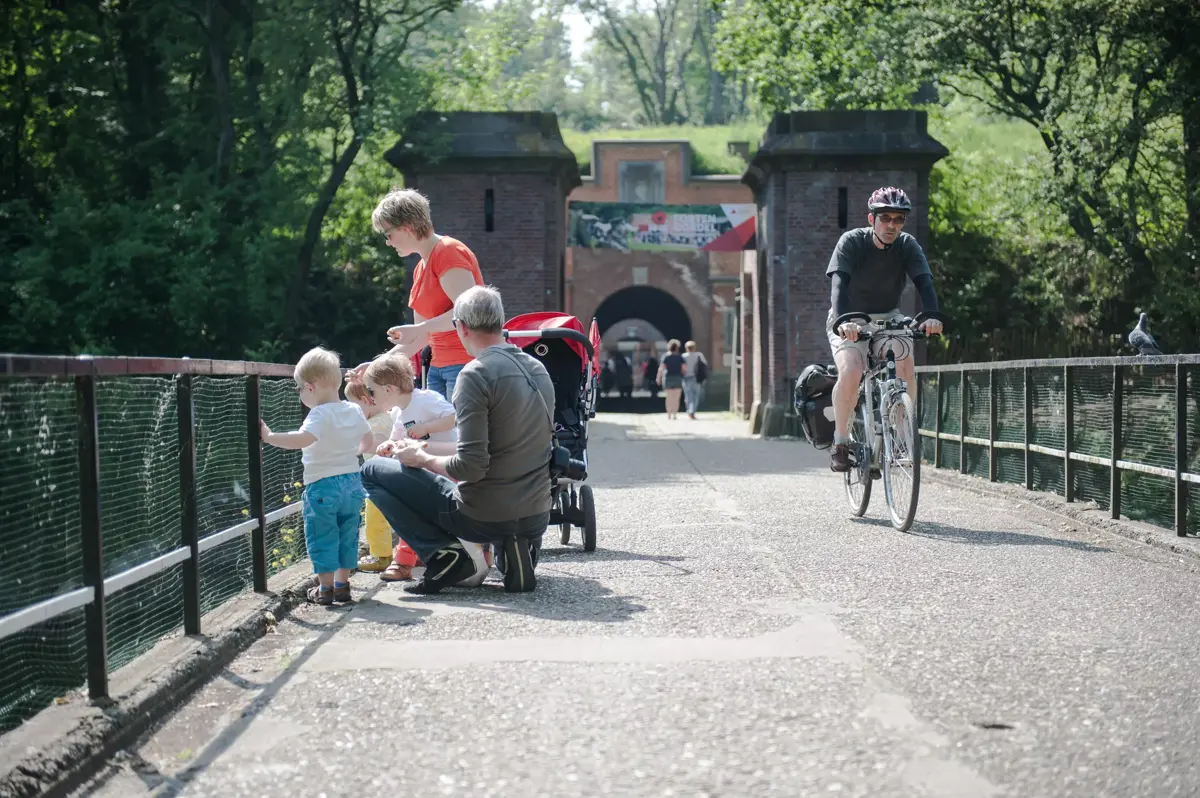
794, 364, 838, 449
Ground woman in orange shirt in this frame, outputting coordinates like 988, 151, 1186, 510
359, 187, 485, 400
347, 187, 486, 576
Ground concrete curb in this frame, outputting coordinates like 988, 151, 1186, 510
0, 564, 316, 798
921, 467, 1200, 565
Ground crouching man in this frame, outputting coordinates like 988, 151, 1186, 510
361, 285, 554, 594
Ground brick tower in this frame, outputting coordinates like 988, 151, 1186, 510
740, 111, 948, 435
384, 112, 582, 317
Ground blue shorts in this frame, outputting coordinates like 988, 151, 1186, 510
302, 472, 367, 574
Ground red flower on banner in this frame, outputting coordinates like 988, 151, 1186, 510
651, 211, 668, 225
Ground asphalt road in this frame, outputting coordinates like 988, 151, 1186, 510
75, 413, 1200, 798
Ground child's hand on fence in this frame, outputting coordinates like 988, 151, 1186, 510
259, 420, 272, 442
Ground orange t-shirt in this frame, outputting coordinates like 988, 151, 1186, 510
408, 236, 484, 367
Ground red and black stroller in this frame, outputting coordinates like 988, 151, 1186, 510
502, 312, 601, 551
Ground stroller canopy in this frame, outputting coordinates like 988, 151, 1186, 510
503, 312, 601, 376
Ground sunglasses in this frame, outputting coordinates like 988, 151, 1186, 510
876, 213, 907, 226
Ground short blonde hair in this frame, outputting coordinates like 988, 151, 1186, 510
344, 380, 370, 403
685, 340, 697, 352
364, 355, 415, 393
667, 339, 681, 354
295, 347, 341, 387
371, 187, 433, 238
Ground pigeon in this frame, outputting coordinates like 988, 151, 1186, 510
1128, 312, 1163, 355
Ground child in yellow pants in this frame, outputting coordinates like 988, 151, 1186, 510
347, 382, 398, 572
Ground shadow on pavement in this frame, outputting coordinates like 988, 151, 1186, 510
853, 515, 1113, 553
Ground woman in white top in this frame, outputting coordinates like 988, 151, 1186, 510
681, 340, 707, 420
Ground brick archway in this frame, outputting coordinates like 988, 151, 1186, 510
594, 286, 693, 343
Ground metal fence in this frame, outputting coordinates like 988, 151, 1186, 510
0, 355, 309, 733
915, 355, 1200, 537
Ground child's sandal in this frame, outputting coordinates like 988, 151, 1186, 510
307, 585, 334, 606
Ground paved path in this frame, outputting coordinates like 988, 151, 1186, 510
77, 413, 1200, 797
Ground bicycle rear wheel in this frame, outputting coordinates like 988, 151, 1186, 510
882, 390, 920, 531
844, 409, 872, 516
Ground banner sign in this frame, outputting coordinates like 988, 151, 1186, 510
568, 202, 756, 252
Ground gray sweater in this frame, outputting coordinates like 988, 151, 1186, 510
444, 344, 554, 522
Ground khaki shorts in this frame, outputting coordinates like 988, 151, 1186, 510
826, 308, 904, 364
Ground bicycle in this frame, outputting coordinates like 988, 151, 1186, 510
832, 311, 942, 532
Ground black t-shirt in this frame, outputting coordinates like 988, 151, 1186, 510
826, 228, 932, 314
662, 353, 685, 376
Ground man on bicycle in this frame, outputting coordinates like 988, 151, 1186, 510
826, 187, 943, 473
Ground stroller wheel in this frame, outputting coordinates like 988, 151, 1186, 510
558, 490, 571, 545
580, 484, 597, 552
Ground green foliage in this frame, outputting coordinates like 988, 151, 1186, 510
562, 122, 764, 176
713, 0, 1200, 358
0, 0, 458, 363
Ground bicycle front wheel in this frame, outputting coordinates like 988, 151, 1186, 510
844, 410, 872, 517
882, 390, 920, 531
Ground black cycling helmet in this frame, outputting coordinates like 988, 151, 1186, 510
867, 186, 912, 213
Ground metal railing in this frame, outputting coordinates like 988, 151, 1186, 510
915, 355, 1200, 537
0, 355, 308, 730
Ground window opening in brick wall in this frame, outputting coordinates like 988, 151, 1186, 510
484, 188, 495, 232
838, 187, 848, 229
619, 161, 665, 203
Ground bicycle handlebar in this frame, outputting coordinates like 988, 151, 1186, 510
833, 311, 947, 342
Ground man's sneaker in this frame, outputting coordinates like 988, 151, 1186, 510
403, 543, 478, 595
455, 541, 490, 588
830, 443, 852, 473
498, 536, 537, 593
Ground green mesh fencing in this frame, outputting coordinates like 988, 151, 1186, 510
96, 377, 185, 671
194, 377, 254, 612
0, 378, 87, 732
1187, 366, 1199, 538
917, 362, 1198, 538
918, 374, 938, 465
0, 366, 317, 733
260, 378, 307, 576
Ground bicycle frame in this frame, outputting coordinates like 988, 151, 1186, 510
855, 329, 912, 468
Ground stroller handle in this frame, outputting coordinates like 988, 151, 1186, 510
503, 328, 595, 360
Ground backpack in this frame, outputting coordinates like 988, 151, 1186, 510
695, 356, 709, 384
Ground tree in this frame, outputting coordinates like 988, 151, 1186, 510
714, 0, 1200, 348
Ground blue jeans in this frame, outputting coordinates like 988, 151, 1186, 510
426, 363, 466, 401
302, 472, 367, 574
360, 458, 548, 563
683, 377, 702, 415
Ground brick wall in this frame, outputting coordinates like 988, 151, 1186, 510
569, 249, 711, 359
411, 171, 568, 318
564, 141, 752, 375
572, 142, 753, 205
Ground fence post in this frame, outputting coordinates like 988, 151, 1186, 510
1064, 365, 1074, 502
1023, 367, 1033, 490
988, 368, 997, 482
178, 374, 201, 635
75, 374, 108, 700
1176, 363, 1188, 537
1111, 365, 1122, 520
247, 376, 268, 592
934, 373, 943, 469
960, 371, 968, 474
